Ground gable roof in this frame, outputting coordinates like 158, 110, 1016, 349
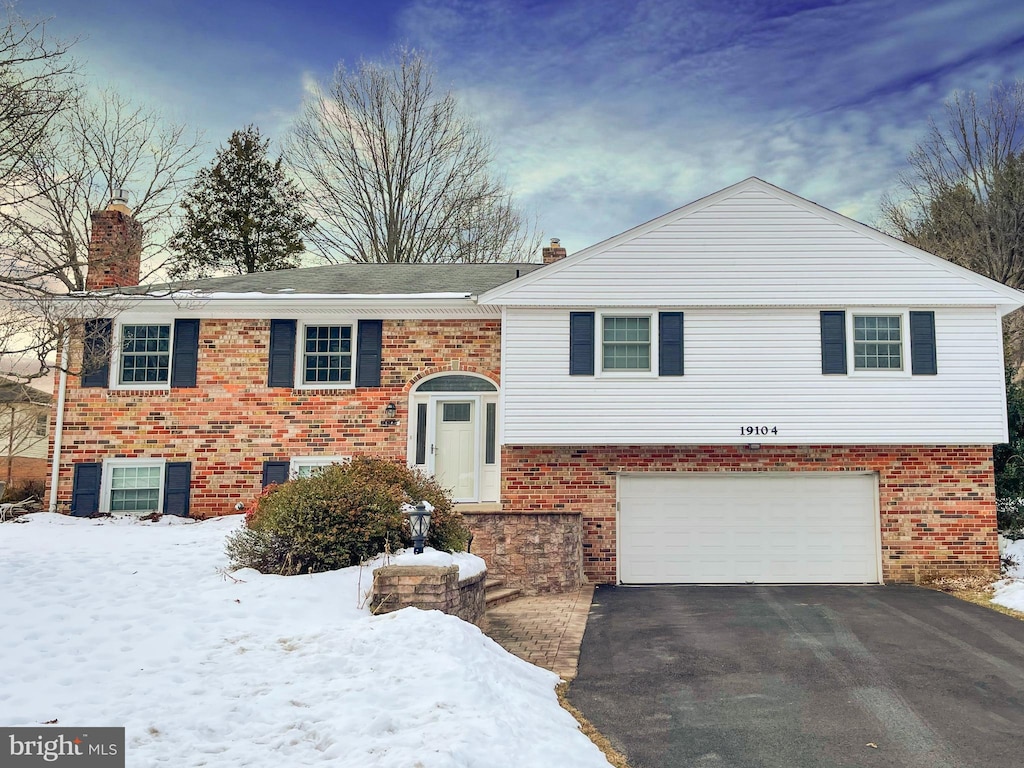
480, 177, 1024, 314
96, 262, 544, 299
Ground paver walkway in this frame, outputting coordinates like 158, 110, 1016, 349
481, 585, 595, 680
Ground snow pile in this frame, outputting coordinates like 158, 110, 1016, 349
0, 513, 609, 768
993, 537, 1024, 613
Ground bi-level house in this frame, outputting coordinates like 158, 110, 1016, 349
48, 178, 1024, 592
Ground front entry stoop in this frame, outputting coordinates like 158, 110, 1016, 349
485, 576, 522, 608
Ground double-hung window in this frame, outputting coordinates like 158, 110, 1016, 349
852, 315, 902, 371
119, 324, 171, 384
602, 316, 652, 372
105, 460, 165, 513
302, 325, 353, 385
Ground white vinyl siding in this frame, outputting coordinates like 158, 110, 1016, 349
501, 306, 1007, 445
482, 187, 1019, 308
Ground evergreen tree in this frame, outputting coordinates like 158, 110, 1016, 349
169, 126, 314, 278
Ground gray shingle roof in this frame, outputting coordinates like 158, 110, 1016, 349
0, 379, 51, 404
106, 262, 546, 296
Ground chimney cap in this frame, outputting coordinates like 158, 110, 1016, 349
106, 188, 132, 215
550, 238, 560, 246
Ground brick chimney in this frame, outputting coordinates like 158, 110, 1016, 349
542, 237, 567, 265
85, 189, 142, 290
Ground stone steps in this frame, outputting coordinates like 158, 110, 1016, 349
484, 576, 522, 608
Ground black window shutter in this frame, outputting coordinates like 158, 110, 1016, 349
163, 461, 192, 516
569, 312, 595, 375
910, 311, 937, 375
659, 312, 685, 376
171, 319, 200, 388
267, 319, 296, 388
415, 403, 428, 465
355, 319, 383, 387
262, 460, 290, 488
70, 462, 102, 517
81, 318, 112, 388
820, 311, 847, 374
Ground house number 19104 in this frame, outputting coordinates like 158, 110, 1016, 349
740, 426, 778, 436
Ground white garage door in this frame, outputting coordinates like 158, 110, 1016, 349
618, 473, 880, 584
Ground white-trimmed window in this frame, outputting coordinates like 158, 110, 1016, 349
852, 314, 903, 371
34, 412, 48, 436
300, 324, 354, 386
290, 455, 351, 478
601, 315, 652, 372
103, 458, 165, 514
119, 323, 172, 385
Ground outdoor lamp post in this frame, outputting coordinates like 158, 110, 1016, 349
405, 500, 433, 554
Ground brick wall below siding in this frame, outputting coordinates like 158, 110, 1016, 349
501, 444, 998, 585
463, 511, 582, 594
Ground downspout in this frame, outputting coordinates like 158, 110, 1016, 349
48, 331, 70, 513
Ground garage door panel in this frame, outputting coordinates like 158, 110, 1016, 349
618, 473, 879, 584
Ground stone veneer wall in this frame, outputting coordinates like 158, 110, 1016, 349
49, 318, 500, 517
501, 444, 998, 585
463, 511, 582, 595
370, 565, 486, 625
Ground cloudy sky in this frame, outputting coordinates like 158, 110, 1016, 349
16, 0, 1024, 254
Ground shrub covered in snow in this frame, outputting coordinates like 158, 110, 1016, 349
226, 456, 469, 574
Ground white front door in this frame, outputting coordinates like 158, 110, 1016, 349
431, 399, 479, 501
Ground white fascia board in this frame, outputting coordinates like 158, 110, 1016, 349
478, 176, 1024, 315
59, 292, 496, 319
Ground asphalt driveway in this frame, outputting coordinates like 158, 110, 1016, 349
567, 585, 1024, 768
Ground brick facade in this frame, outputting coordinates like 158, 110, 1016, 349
501, 444, 998, 585
50, 317, 500, 517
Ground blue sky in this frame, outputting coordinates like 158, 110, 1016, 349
17, 0, 1024, 254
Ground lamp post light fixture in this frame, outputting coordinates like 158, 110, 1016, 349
404, 500, 433, 554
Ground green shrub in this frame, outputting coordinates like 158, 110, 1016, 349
225, 456, 469, 575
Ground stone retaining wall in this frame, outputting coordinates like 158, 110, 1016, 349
463, 511, 582, 594
370, 565, 486, 625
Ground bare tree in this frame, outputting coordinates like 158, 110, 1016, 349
880, 82, 1024, 284
0, 5, 75, 203
286, 48, 539, 263
0, 88, 203, 382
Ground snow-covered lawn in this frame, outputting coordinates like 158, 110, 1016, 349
0, 513, 611, 767
993, 537, 1024, 614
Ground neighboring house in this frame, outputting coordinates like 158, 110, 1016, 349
1, 378, 51, 489
49, 178, 1024, 592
